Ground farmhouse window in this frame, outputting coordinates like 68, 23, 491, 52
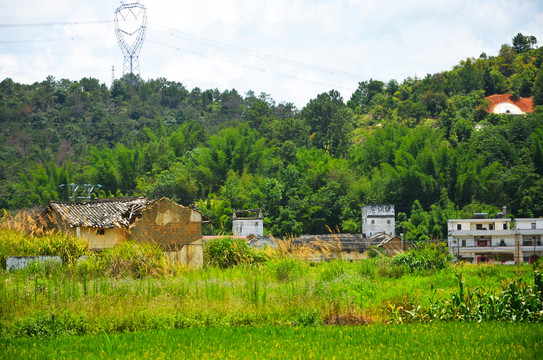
96, 228, 105, 236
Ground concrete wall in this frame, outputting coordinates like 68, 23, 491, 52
6, 256, 62, 271
131, 198, 202, 250
233, 219, 264, 237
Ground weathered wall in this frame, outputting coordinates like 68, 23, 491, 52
233, 219, 263, 237
382, 237, 406, 256
131, 198, 202, 250
48, 212, 127, 250
79, 227, 127, 250
164, 239, 204, 268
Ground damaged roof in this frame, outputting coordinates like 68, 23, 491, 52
45, 197, 152, 228
291, 233, 398, 252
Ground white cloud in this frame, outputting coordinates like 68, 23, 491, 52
1, 0, 543, 106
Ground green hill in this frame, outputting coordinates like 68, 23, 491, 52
1, 33, 543, 240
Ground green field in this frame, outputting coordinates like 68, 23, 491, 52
1, 236, 542, 358
2, 323, 542, 359
0, 256, 537, 338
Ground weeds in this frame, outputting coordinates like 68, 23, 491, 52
203, 237, 266, 268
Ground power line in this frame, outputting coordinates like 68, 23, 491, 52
147, 39, 355, 92
0, 20, 113, 28
150, 25, 369, 81
0, 36, 104, 44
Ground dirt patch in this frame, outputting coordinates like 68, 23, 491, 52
324, 313, 372, 326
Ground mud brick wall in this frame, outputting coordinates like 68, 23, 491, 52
131, 198, 202, 250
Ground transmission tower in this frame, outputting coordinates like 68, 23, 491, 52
114, 1, 147, 77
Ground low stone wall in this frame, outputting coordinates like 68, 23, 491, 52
6, 256, 62, 271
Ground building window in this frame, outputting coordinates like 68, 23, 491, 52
499, 240, 506, 246
489, 224, 494, 230
387, 220, 391, 224
476, 224, 483, 230
457, 224, 462, 230
255, 221, 259, 226
371, 220, 375, 224
532, 223, 536, 229
503, 224, 507, 230
461, 240, 466, 247
96, 228, 105, 236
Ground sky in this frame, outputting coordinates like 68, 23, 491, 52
1, 0, 543, 108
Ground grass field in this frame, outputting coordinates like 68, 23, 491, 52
2, 323, 542, 359
1, 230, 542, 358
0, 258, 536, 338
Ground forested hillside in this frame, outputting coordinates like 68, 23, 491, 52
2, 34, 543, 240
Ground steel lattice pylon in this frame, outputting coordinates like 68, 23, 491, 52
114, 1, 147, 77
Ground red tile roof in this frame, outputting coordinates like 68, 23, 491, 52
484, 94, 534, 113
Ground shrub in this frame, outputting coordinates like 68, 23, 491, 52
391, 243, 452, 272
0, 228, 90, 269
204, 237, 267, 268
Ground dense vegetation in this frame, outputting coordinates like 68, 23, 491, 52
2, 34, 543, 239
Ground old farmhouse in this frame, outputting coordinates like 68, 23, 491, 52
42, 197, 203, 252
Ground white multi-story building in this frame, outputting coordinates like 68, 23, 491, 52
447, 209, 543, 264
515, 218, 543, 264
362, 204, 395, 237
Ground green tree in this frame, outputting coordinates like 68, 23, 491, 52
513, 33, 530, 53
533, 70, 543, 106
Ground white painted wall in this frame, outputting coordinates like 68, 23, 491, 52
233, 219, 263, 237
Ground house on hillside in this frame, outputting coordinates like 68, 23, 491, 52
484, 94, 534, 115
447, 207, 543, 264
41, 197, 204, 265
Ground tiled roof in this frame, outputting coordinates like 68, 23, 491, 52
484, 94, 534, 113
46, 197, 152, 228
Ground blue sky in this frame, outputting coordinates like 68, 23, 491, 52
1, 0, 543, 107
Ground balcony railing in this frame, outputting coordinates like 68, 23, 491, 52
450, 245, 543, 253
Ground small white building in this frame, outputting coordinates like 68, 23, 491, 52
362, 204, 395, 237
232, 209, 264, 237
447, 208, 543, 264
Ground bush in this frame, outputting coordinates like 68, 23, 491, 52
0, 228, 90, 269
391, 243, 452, 272
204, 237, 267, 268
